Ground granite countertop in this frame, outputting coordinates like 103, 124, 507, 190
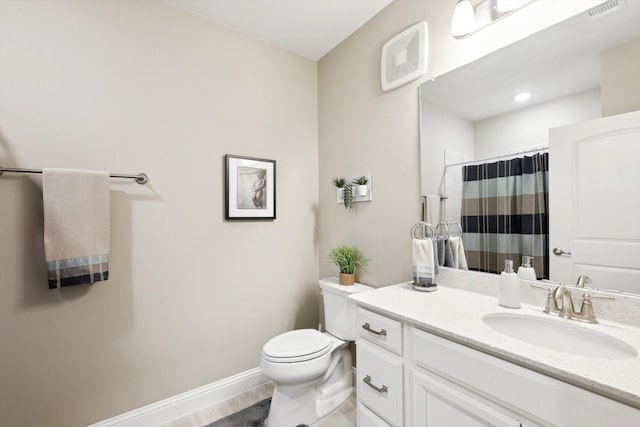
349, 282, 640, 409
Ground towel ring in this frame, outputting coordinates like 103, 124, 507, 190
436, 222, 449, 238
410, 222, 436, 240
448, 221, 463, 237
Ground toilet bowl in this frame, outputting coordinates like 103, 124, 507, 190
261, 329, 351, 426
260, 278, 372, 427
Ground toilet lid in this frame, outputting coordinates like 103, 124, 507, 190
263, 329, 332, 363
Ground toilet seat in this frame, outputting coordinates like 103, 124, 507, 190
263, 329, 332, 363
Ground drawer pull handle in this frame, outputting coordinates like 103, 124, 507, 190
363, 375, 388, 394
362, 322, 387, 336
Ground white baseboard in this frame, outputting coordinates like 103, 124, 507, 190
88, 367, 269, 427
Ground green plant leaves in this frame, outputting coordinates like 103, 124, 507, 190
328, 245, 365, 274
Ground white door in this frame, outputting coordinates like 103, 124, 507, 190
549, 110, 640, 293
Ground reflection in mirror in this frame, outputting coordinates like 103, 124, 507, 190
419, 2, 640, 294
451, 0, 535, 38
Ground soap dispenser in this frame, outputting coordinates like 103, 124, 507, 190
517, 256, 537, 281
499, 259, 521, 308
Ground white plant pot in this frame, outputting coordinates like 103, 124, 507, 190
357, 185, 368, 197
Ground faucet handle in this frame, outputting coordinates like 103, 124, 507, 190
585, 293, 616, 302
529, 284, 554, 313
578, 292, 615, 324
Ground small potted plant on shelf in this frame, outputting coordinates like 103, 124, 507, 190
353, 176, 368, 197
333, 178, 354, 210
329, 245, 367, 285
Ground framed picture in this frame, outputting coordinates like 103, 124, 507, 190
225, 154, 276, 220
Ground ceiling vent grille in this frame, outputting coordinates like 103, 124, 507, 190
588, 0, 625, 18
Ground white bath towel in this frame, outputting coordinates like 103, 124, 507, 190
412, 238, 436, 285
43, 169, 110, 289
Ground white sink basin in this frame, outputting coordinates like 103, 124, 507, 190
483, 313, 637, 360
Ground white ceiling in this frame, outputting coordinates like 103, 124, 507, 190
167, 0, 393, 60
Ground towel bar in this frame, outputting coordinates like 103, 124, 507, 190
0, 165, 148, 184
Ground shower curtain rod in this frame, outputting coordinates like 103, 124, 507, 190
437, 145, 548, 202
443, 145, 549, 170
0, 165, 148, 184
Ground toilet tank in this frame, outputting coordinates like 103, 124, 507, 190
319, 277, 372, 341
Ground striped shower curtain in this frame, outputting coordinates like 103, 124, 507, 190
461, 153, 549, 278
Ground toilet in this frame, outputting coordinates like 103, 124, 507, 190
260, 277, 372, 427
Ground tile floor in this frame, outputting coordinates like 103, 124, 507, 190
161, 382, 357, 427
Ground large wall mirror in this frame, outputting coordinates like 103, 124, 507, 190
419, 2, 640, 294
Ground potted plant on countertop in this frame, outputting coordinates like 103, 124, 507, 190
333, 178, 354, 210
329, 245, 367, 285
353, 176, 368, 197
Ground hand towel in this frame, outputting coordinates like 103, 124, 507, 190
43, 169, 110, 289
457, 237, 469, 270
436, 236, 446, 266
450, 236, 460, 269
431, 239, 439, 274
448, 236, 469, 270
424, 195, 441, 225
444, 238, 455, 268
412, 238, 435, 285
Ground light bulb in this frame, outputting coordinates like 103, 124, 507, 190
451, 0, 476, 37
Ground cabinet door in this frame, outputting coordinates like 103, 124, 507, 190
412, 369, 521, 427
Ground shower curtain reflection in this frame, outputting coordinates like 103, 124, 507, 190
461, 153, 549, 278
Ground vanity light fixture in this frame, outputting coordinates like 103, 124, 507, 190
513, 91, 531, 102
451, 0, 536, 38
496, 0, 530, 12
451, 0, 476, 38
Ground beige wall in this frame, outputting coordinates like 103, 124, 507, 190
602, 38, 640, 117
0, 1, 317, 426
317, 0, 600, 286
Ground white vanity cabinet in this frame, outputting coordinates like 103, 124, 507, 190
354, 305, 640, 427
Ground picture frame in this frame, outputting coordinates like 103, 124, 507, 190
225, 154, 276, 220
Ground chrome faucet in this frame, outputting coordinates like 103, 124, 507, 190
554, 286, 575, 319
531, 283, 615, 324
531, 284, 570, 316
576, 275, 592, 288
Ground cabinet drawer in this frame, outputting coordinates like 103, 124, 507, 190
357, 307, 403, 355
357, 339, 404, 427
358, 402, 393, 427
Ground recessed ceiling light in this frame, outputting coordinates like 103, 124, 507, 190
514, 92, 531, 102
